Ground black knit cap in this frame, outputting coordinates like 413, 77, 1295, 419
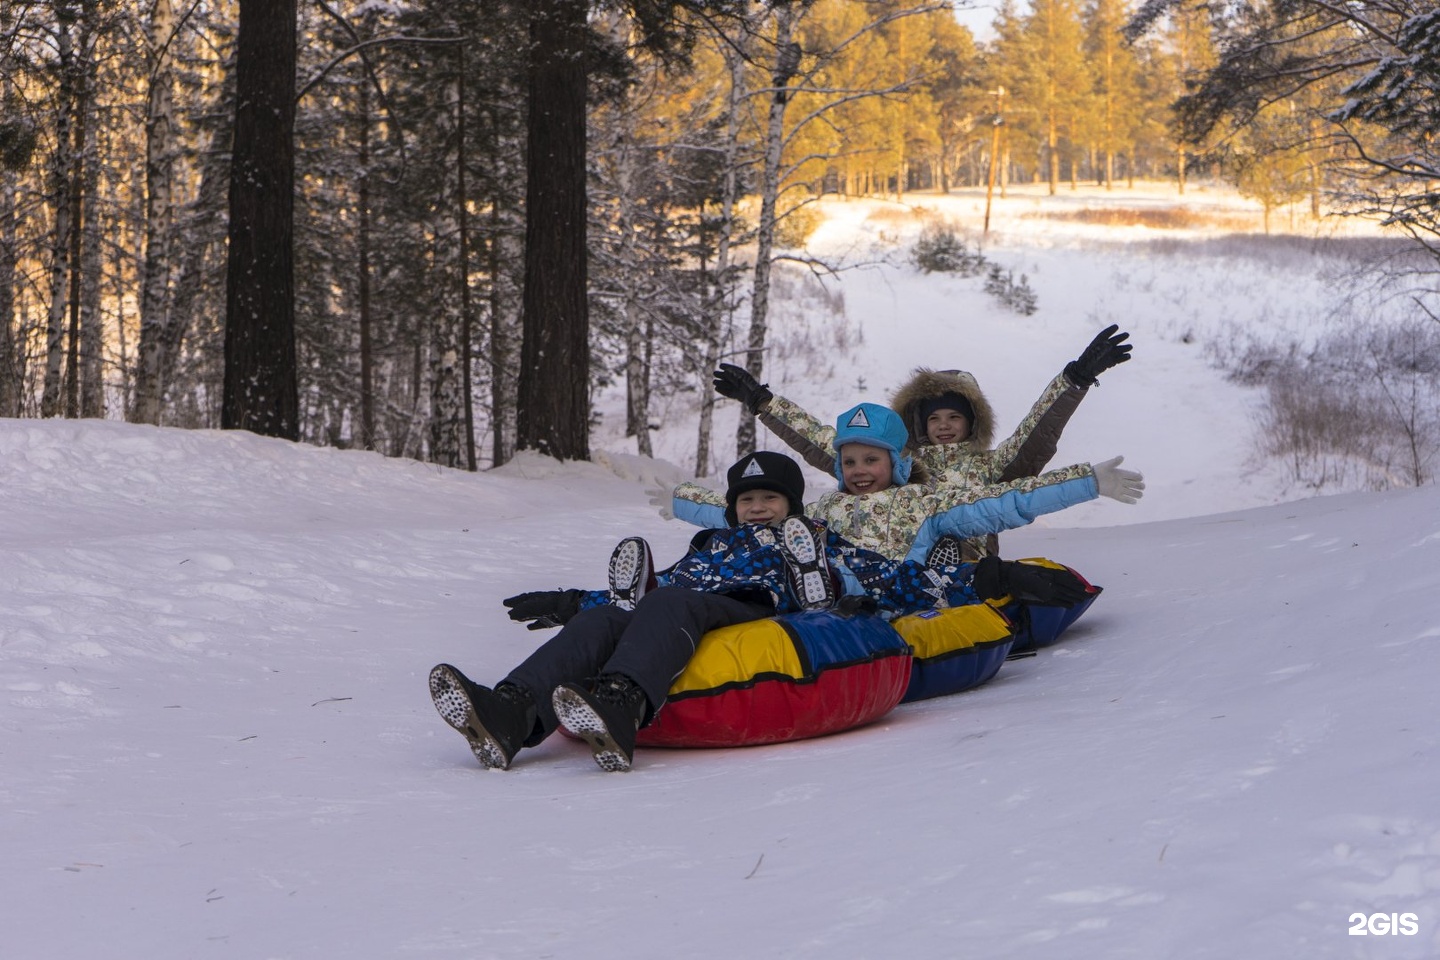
724, 451, 806, 525
919, 391, 975, 426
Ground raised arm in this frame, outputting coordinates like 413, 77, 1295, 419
992, 326, 1133, 483
713, 363, 838, 474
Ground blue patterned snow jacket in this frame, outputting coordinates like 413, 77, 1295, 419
578, 522, 982, 618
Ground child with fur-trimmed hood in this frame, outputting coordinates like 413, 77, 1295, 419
709, 325, 1134, 558
669, 402, 1142, 563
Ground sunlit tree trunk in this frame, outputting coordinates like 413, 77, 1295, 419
42, 9, 77, 418
63, 65, 92, 420
132, 0, 177, 425
79, 72, 103, 419
695, 36, 746, 477
737, 3, 797, 457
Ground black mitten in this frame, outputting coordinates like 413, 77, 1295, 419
1003, 562, 1089, 606
502, 589, 583, 630
712, 363, 774, 415
1064, 324, 1132, 387
972, 557, 1089, 607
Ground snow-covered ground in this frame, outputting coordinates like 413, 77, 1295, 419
4, 184, 1437, 958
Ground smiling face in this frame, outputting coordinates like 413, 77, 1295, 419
734, 488, 790, 526
839, 443, 893, 495
925, 407, 972, 445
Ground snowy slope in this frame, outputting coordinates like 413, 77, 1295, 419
3, 419, 1437, 960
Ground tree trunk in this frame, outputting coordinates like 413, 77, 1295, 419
164, 54, 236, 426
615, 131, 652, 457
222, 0, 299, 440
65, 32, 95, 422
488, 177, 517, 467
455, 44, 477, 470
429, 306, 465, 467
1046, 110, 1059, 196
41, 12, 76, 419
516, 0, 589, 461
0, 152, 18, 417
357, 76, 375, 449
79, 67, 103, 418
695, 37, 746, 477
64, 113, 84, 419
132, 0, 177, 426
738, 4, 797, 457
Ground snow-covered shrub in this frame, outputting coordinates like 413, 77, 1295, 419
1226, 317, 1440, 489
983, 265, 1038, 315
912, 223, 987, 276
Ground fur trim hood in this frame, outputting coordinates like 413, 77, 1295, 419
889, 368, 997, 450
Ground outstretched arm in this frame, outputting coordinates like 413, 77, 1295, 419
924, 466, 1100, 540
670, 481, 729, 529
991, 326, 1133, 483
713, 365, 839, 475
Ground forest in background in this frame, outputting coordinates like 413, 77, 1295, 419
1, 0, 1436, 471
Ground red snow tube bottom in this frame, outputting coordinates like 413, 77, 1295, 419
636, 610, 912, 749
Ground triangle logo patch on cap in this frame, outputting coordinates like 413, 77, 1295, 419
741, 457, 765, 478
846, 407, 871, 428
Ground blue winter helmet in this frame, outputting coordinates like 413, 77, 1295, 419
832, 402, 913, 489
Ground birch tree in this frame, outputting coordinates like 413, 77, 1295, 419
0, 79, 31, 417
131, 0, 178, 425
40, 3, 78, 417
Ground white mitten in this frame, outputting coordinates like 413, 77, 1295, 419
646, 485, 676, 520
1093, 455, 1145, 504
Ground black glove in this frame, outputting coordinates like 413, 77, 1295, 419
972, 557, 1090, 607
502, 589, 583, 630
836, 594, 879, 617
1064, 324, 1131, 387
713, 363, 773, 415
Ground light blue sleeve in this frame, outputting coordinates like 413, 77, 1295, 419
905, 475, 1099, 562
674, 495, 727, 530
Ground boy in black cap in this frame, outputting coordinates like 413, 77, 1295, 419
430, 451, 1089, 774
428, 451, 816, 774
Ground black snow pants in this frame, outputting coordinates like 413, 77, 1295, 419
504, 586, 774, 746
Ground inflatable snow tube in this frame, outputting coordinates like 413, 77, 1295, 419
636, 610, 912, 749
999, 559, 1102, 652
890, 602, 1016, 702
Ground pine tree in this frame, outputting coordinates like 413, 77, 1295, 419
1015, 0, 1093, 195
223, 0, 299, 439
1083, 0, 1143, 188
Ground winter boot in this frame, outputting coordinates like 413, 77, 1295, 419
925, 534, 965, 569
779, 516, 835, 610
428, 664, 535, 770
551, 674, 649, 772
607, 537, 656, 611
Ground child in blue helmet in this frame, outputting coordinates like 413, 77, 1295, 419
712, 325, 1135, 559
433, 450, 1094, 774
670, 401, 1142, 561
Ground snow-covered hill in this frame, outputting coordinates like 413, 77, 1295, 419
3, 419, 1436, 959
